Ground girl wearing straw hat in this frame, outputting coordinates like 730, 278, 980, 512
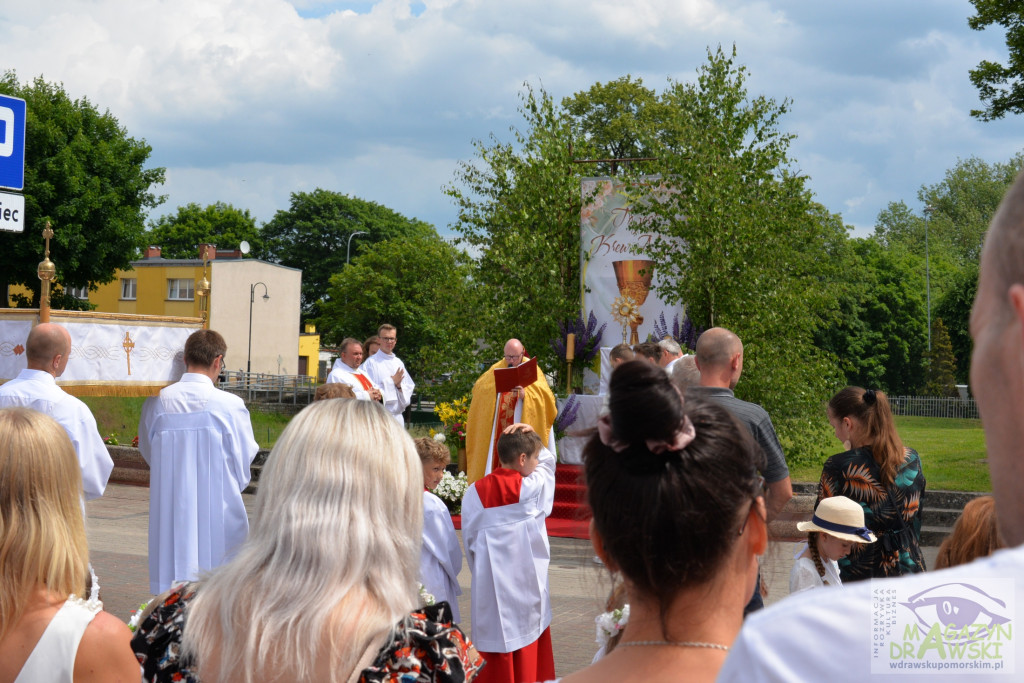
790, 496, 876, 593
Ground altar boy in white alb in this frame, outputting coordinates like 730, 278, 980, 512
461, 424, 556, 683
325, 337, 383, 402
362, 324, 414, 426
138, 329, 259, 594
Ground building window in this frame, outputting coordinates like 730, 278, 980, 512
167, 278, 195, 301
121, 278, 137, 300
65, 285, 89, 300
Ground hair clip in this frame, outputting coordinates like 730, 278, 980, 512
597, 414, 696, 455
863, 389, 877, 405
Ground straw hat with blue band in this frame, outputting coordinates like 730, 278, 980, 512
797, 496, 877, 544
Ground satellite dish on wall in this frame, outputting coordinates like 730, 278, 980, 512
239, 241, 251, 255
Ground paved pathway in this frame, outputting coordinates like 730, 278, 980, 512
86, 484, 938, 678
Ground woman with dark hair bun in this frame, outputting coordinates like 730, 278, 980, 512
550, 361, 767, 683
818, 386, 926, 581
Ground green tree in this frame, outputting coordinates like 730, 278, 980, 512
259, 190, 434, 319
635, 46, 844, 463
146, 202, 261, 259
934, 263, 978, 384
447, 84, 594, 369
968, 0, 1024, 120
317, 233, 479, 401
0, 72, 165, 307
924, 318, 959, 396
816, 239, 929, 395
561, 75, 660, 176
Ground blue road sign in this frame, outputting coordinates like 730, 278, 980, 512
0, 94, 26, 191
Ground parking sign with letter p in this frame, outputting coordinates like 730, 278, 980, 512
0, 94, 26, 191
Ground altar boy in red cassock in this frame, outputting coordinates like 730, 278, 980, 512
461, 423, 556, 683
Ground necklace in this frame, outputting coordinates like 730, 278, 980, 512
618, 640, 730, 652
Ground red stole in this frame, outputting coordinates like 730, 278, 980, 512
490, 391, 519, 471
353, 373, 374, 391
474, 468, 523, 508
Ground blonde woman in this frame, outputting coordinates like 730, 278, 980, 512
0, 407, 139, 682
131, 398, 483, 682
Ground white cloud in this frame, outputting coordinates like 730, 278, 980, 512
2, 0, 1022, 241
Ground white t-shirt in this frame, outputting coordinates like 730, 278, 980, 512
720, 544, 1024, 682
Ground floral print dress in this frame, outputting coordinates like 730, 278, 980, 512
132, 583, 484, 682
816, 446, 926, 582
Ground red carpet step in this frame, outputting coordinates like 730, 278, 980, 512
452, 464, 591, 540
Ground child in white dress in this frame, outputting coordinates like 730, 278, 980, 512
790, 496, 877, 594
415, 437, 463, 621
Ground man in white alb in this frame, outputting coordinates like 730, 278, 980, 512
362, 324, 414, 426
0, 322, 112, 500
325, 337, 383, 402
137, 329, 259, 594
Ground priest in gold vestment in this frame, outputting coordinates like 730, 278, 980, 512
465, 339, 557, 483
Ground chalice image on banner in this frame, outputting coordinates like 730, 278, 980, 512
612, 259, 654, 345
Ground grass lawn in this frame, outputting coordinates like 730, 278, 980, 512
789, 416, 990, 493
83, 396, 293, 450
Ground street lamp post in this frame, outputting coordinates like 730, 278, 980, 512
247, 282, 270, 375
923, 206, 933, 352
347, 231, 368, 264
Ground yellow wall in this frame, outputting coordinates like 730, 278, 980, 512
65, 265, 204, 318
298, 324, 320, 381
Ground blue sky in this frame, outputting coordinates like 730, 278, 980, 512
3, 0, 1022, 239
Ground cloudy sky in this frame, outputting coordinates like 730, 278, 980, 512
4, 0, 1022, 239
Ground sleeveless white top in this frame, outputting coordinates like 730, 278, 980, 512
14, 596, 101, 683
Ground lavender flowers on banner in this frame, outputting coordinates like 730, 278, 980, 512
554, 393, 581, 442
651, 312, 703, 351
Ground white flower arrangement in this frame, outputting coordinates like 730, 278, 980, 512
127, 599, 153, 633
433, 470, 469, 514
595, 604, 630, 648
433, 432, 446, 443
419, 583, 436, 606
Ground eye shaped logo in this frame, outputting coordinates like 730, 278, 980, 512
901, 582, 1010, 644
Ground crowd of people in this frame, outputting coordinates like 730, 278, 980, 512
4, 172, 1024, 680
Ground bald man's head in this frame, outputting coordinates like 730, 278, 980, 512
695, 327, 743, 389
504, 338, 525, 367
25, 323, 72, 376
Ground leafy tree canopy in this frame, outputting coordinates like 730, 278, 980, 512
447, 84, 595, 370
317, 233, 479, 402
146, 202, 260, 259
634, 46, 845, 464
259, 189, 434, 320
0, 71, 165, 306
968, 0, 1024, 120
562, 75, 660, 176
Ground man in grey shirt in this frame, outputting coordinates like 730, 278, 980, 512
690, 326, 793, 613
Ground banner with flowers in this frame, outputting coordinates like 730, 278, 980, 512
580, 177, 683, 349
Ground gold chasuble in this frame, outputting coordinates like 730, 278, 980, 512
465, 357, 557, 483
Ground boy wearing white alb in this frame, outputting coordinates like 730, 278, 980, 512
415, 437, 463, 621
461, 423, 556, 683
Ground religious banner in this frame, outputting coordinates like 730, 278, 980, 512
580, 177, 683, 348
0, 310, 202, 396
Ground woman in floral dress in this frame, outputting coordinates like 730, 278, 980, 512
817, 386, 926, 582
131, 398, 483, 683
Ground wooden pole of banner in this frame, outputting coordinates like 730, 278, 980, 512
37, 222, 55, 323
565, 333, 575, 395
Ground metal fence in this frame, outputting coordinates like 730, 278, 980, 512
219, 370, 316, 405
889, 395, 979, 420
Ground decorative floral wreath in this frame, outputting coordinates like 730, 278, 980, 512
595, 604, 630, 648
611, 296, 640, 326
